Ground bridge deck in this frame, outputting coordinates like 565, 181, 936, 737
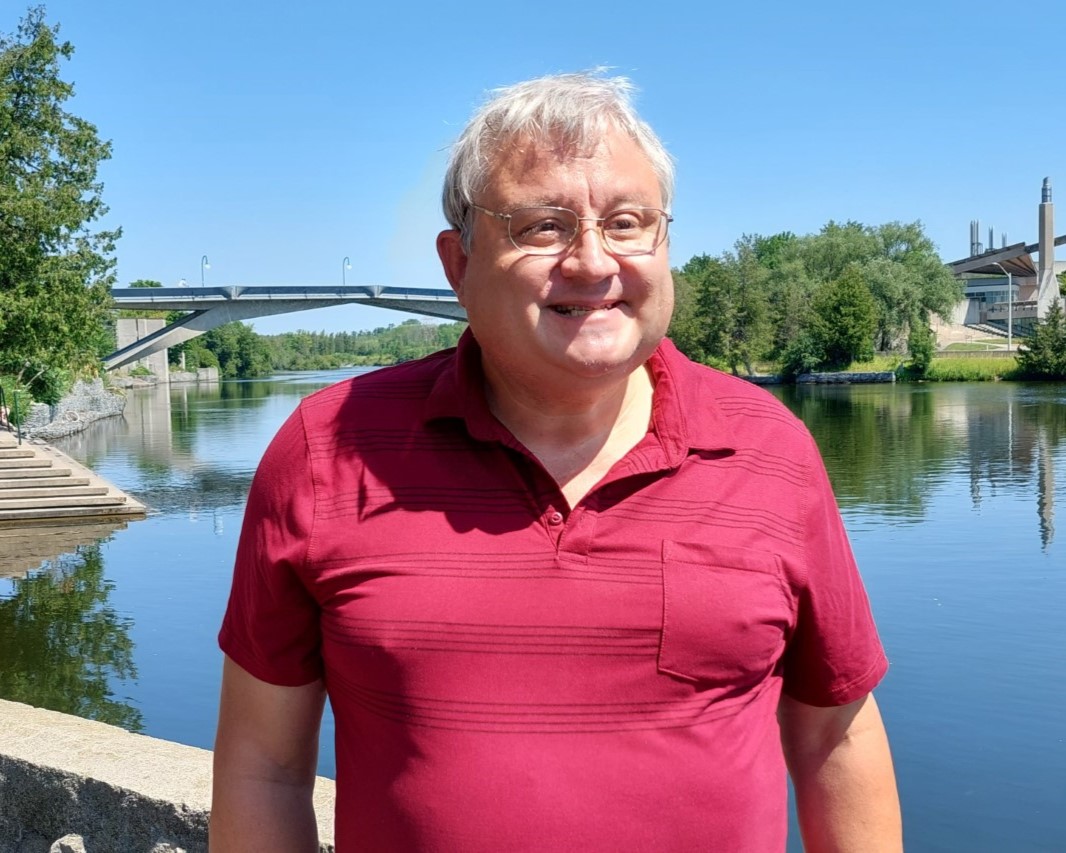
107, 285, 465, 370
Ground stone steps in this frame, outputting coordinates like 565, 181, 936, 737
0, 457, 53, 470
0, 466, 75, 480
0, 476, 92, 490
0, 448, 35, 460
0, 433, 146, 527
0, 486, 110, 502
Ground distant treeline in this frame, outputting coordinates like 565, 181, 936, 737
260, 320, 467, 371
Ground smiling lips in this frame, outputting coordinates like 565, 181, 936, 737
551, 302, 621, 317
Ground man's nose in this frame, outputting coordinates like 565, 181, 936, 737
560, 222, 620, 281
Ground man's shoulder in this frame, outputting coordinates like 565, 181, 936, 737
660, 344, 810, 445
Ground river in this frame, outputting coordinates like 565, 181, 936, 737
2, 371, 1063, 851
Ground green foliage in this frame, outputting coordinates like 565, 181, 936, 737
906, 322, 936, 376
809, 265, 878, 369
669, 240, 776, 374
181, 322, 272, 378
260, 321, 468, 370
1015, 302, 1066, 379
924, 356, 1017, 382
0, 374, 33, 424
750, 231, 797, 269
699, 239, 772, 375
0, 9, 120, 400
672, 218, 961, 378
667, 268, 705, 362
780, 331, 827, 379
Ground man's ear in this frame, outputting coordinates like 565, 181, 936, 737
436, 229, 469, 305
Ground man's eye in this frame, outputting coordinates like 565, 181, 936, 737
530, 220, 565, 234
604, 211, 643, 235
518, 218, 572, 242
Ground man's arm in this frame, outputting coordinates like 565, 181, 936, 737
210, 655, 327, 853
778, 692, 902, 853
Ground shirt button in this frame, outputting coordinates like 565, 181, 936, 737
548, 510, 564, 525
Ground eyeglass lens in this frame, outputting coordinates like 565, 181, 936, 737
508, 208, 668, 256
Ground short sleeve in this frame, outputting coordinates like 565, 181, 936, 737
218, 404, 324, 686
781, 437, 888, 706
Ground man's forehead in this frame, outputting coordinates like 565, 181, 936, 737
481, 129, 660, 202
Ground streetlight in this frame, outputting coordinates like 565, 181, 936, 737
342, 256, 352, 287
201, 255, 210, 288
991, 262, 1012, 352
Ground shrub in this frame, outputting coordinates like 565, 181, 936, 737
907, 323, 935, 376
0, 375, 34, 426
1015, 303, 1066, 379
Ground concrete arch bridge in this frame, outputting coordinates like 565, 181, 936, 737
106, 285, 465, 372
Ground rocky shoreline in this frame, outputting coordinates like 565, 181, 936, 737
18, 379, 126, 442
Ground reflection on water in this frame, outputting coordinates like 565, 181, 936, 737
0, 519, 130, 580
0, 538, 141, 731
774, 382, 1065, 548
0, 371, 1062, 852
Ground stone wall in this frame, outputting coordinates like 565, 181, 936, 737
796, 371, 897, 384
0, 700, 335, 853
20, 381, 126, 442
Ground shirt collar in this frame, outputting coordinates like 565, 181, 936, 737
423, 330, 736, 462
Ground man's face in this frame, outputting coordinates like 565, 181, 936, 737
437, 128, 674, 395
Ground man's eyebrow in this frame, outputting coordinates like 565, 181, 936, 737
502, 196, 661, 212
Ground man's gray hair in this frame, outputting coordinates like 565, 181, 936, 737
442, 71, 675, 249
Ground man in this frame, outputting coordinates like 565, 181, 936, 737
211, 72, 901, 852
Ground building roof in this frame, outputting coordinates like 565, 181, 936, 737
948, 236, 1066, 277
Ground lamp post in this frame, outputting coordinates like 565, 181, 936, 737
992, 262, 1012, 352
342, 256, 352, 287
201, 255, 210, 288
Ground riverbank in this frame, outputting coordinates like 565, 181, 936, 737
19, 379, 125, 442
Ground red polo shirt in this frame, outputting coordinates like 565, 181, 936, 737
220, 332, 887, 852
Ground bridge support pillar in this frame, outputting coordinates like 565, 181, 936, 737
114, 319, 169, 379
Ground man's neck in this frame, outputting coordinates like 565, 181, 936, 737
483, 364, 655, 508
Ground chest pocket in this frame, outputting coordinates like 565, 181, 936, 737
659, 541, 795, 687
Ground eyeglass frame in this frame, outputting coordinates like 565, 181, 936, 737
469, 203, 673, 257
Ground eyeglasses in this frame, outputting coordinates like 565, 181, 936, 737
470, 204, 673, 257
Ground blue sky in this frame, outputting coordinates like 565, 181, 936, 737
18, 0, 1065, 334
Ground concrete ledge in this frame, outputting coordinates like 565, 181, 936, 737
0, 700, 335, 853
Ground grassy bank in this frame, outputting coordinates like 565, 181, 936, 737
764, 353, 1019, 382
925, 356, 1018, 382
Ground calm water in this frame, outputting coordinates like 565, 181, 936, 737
2, 372, 1063, 851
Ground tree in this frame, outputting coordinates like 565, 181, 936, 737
810, 264, 878, 369
667, 267, 705, 362
0, 8, 119, 402
794, 220, 960, 352
1016, 302, 1066, 379
695, 239, 772, 375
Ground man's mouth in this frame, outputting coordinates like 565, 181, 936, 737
550, 302, 620, 317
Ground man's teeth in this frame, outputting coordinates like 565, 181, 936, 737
552, 304, 615, 316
